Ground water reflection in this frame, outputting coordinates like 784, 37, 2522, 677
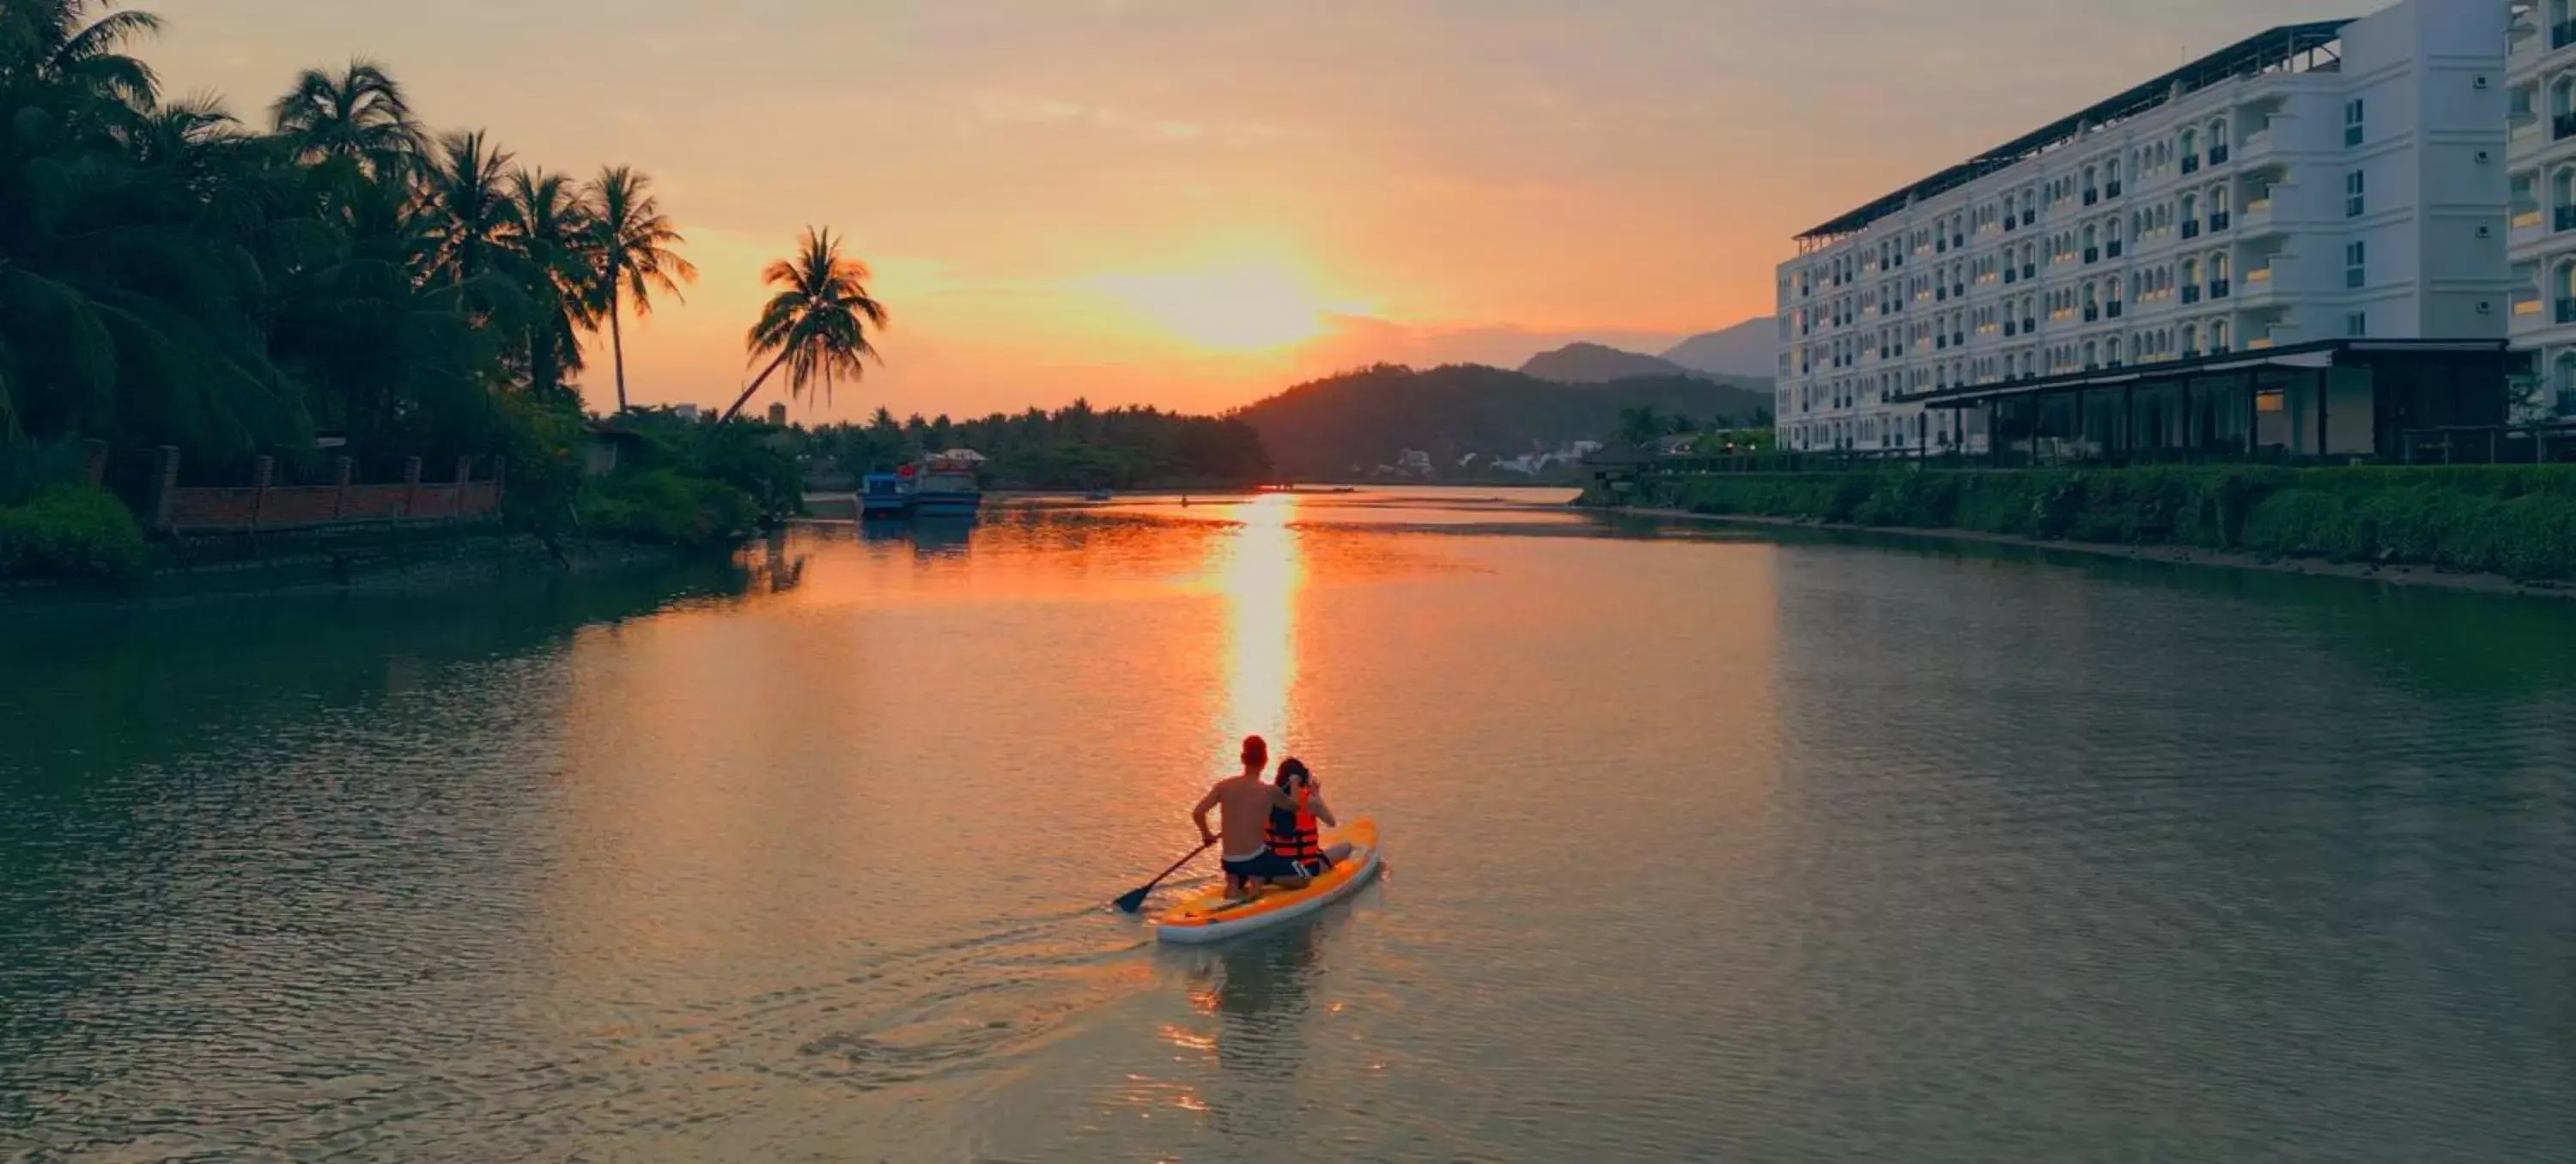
1212, 494, 1305, 763
1171, 916, 1334, 1144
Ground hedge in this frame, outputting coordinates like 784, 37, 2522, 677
1603, 464, 2576, 582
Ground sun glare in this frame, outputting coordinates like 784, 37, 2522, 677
1090, 263, 1360, 354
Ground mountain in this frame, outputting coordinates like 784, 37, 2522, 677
1232, 363, 1773, 478
1660, 318, 1777, 379
1518, 342, 1701, 384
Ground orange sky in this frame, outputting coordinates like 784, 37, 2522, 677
155, 0, 2354, 421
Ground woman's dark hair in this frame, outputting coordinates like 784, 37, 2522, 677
1275, 757, 1311, 789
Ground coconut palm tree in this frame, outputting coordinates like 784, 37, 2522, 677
420, 129, 513, 284
2, 0, 163, 109
504, 167, 598, 399
584, 166, 694, 413
267, 58, 420, 174
718, 227, 886, 422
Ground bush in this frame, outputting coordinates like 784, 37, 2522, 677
574, 469, 762, 547
1613, 464, 2576, 581
0, 485, 149, 584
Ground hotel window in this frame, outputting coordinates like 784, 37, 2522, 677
2180, 324, 2198, 357
2346, 170, 2365, 217
2345, 240, 2366, 288
2211, 320, 2230, 352
2343, 99, 2365, 148
2347, 312, 2367, 337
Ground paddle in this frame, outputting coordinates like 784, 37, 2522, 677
1114, 838, 1216, 913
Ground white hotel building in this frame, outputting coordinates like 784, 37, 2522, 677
2509, 0, 2576, 411
1773, 0, 2528, 460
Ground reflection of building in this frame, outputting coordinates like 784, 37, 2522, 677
1775, 1, 2515, 458
2508, 0, 2576, 419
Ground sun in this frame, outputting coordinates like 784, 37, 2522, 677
1088, 262, 1364, 354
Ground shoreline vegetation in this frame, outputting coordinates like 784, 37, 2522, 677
1584, 465, 2576, 595
0, 0, 1277, 593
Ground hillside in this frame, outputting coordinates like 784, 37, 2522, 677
1232, 363, 1773, 478
1661, 318, 1776, 378
1518, 342, 1701, 384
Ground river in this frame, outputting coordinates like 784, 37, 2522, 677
3, 488, 2572, 1161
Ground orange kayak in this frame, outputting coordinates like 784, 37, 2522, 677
1153, 819, 1382, 943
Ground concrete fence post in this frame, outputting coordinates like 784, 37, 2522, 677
453, 456, 473, 518
81, 439, 107, 486
249, 456, 274, 532
331, 456, 353, 521
402, 456, 423, 518
149, 446, 179, 531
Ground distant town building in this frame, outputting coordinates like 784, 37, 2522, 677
1776, 0, 2518, 460
673, 403, 701, 421
768, 402, 788, 427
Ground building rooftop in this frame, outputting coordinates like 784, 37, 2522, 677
1795, 19, 2355, 243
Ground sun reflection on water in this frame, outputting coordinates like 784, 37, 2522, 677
1211, 493, 1304, 766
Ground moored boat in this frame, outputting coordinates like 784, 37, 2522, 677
902, 450, 983, 518
858, 471, 908, 518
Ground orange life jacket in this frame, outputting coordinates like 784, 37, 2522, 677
1265, 786, 1322, 861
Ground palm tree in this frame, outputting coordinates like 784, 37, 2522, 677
267, 58, 420, 174
718, 227, 886, 422
420, 129, 513, 284
504, 167, 597, 398
584, 166, 695, 413
3, 0, 163, 109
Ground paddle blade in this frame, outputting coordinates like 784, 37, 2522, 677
1112, 886, 1152, 914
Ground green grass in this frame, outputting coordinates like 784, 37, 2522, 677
0, 485, 149, 585
1598, 464, 2576, 582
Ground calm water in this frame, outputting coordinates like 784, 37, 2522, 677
3, 488, 2573, 1162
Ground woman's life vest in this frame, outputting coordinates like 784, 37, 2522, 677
1265, 786, 1323, 862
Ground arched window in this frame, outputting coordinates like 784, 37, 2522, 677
2181, 324, 2199, 355
2555, 76, 2576, 118
2084, 340, 2099, 368
2556, 350, 2576, 397
2081, 282, 2099, 307
2107, 158, 2122, 185
2082, 224, 2098, 250
2107, 217, 2122, 243
2181, 192, 2199, 222
2210, 118, 2229, 146
2106, 336, 2123, 365
2212, 252, 2230, 280
2083, 164, 2099, 191
2558, 259, 2576, 300
2211, 320, 2231, 351
2556, 168, 2576, 215
2180, 128, 2198, 158
2182, 258, 2202, 286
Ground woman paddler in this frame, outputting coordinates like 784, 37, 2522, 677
1267, 758, 1353, 877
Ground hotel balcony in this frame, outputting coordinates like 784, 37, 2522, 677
2237, 124, 2281, 167
2235, 258, 2289, 307
2238, 195, 2282, 237
2245, 322, 2300, 352
2512, 204, 2548, 249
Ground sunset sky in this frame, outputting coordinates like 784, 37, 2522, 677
155, 0, 2354, 421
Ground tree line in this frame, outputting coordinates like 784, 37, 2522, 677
808, 399, 1271, 491
0, 0, 888, 486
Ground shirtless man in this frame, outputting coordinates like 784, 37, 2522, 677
1192, 735, 1306, 898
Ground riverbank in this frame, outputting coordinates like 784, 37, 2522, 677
0, 528, 702, 610
1587, 465, 2576, 594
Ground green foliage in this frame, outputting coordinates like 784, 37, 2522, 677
0, 4, 695, 491
1234, 364, 1771, 478
1622, 464, 2576, 581
574, 469, 758, 547
0, 483, 147, 582
807, 399, 1272, 490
